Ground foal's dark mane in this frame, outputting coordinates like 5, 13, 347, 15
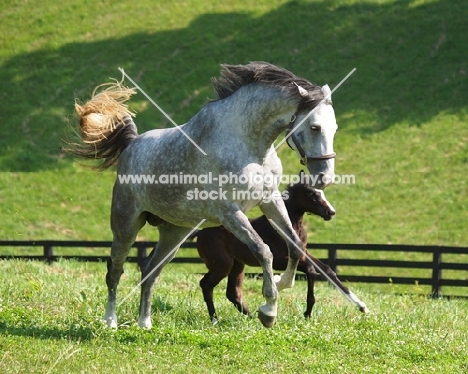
211, 61, 329, 112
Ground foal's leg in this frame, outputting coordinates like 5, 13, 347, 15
226, 260, 251, 316
138, 222, 193, 329
220, 210, 277, 328
306, 253, 369, 313
199, 258, 234, 324
104, 211, 146, 328
272, 255, 317, 317
260, 199, 303, 291
297, 259, 317, 318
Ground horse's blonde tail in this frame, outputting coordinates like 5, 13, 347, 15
65, 80, 138, 170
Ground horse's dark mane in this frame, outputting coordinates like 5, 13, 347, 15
211, 61, 330, 112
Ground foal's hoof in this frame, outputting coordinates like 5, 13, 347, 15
258, 310, 276, 328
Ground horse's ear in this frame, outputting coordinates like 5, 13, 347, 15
322, 84, 332, 100
294, 82, 309, 98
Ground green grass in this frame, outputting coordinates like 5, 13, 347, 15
0, 0, 466, 245
1, 260, 467, 373
0, 0, 467, 371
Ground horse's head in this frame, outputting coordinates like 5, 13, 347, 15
286, 172, 336, 221
286, 84, 337, 189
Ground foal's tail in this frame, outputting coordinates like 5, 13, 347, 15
65, 80, 138, 170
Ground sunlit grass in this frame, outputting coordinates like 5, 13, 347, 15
0, 0, 467, 371
0, 260, 467, 373
0, 0, 466, 246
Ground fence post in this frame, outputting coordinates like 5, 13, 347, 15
44, 244, 53, 264
328, 245, 338, 274
136, 243, 147, 265
431, 246, 442, 298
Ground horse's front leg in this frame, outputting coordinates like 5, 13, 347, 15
220, 210, 278, 328
259, 196, 303, 291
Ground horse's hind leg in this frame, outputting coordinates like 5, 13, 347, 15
104, 211, 146, 328
226, 260, 250, 316
220, 210, 277, 328
138, 222, 193, 329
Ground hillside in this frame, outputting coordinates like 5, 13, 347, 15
0, 0, 466, 246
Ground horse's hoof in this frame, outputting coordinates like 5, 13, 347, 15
258, 310, 276, 328
359, 304, 370, 314
211, 317, 219, 325
137, 317, 152, 329
275, 274, 294, 291
104, 317, 118, 329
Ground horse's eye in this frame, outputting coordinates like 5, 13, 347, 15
310, 125, 321, 132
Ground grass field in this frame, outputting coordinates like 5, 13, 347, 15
0, 0, 466, 245
1, 260, 467, 373
0, 0, 467, 372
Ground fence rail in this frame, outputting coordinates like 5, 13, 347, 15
1, 240, 467, 297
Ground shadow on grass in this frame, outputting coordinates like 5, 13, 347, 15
0, 319, 170, 344
0, 321, 95, 342
1, 0, 466, 171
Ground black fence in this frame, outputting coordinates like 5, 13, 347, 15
1, 240, 467, 297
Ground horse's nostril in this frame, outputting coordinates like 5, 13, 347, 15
327, 210, 336, 216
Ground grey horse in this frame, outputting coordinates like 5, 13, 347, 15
67, 62, 338, 328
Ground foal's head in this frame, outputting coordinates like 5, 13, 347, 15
286, 173, 336, 221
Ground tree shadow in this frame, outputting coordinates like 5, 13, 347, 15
1, 0, 466, 171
